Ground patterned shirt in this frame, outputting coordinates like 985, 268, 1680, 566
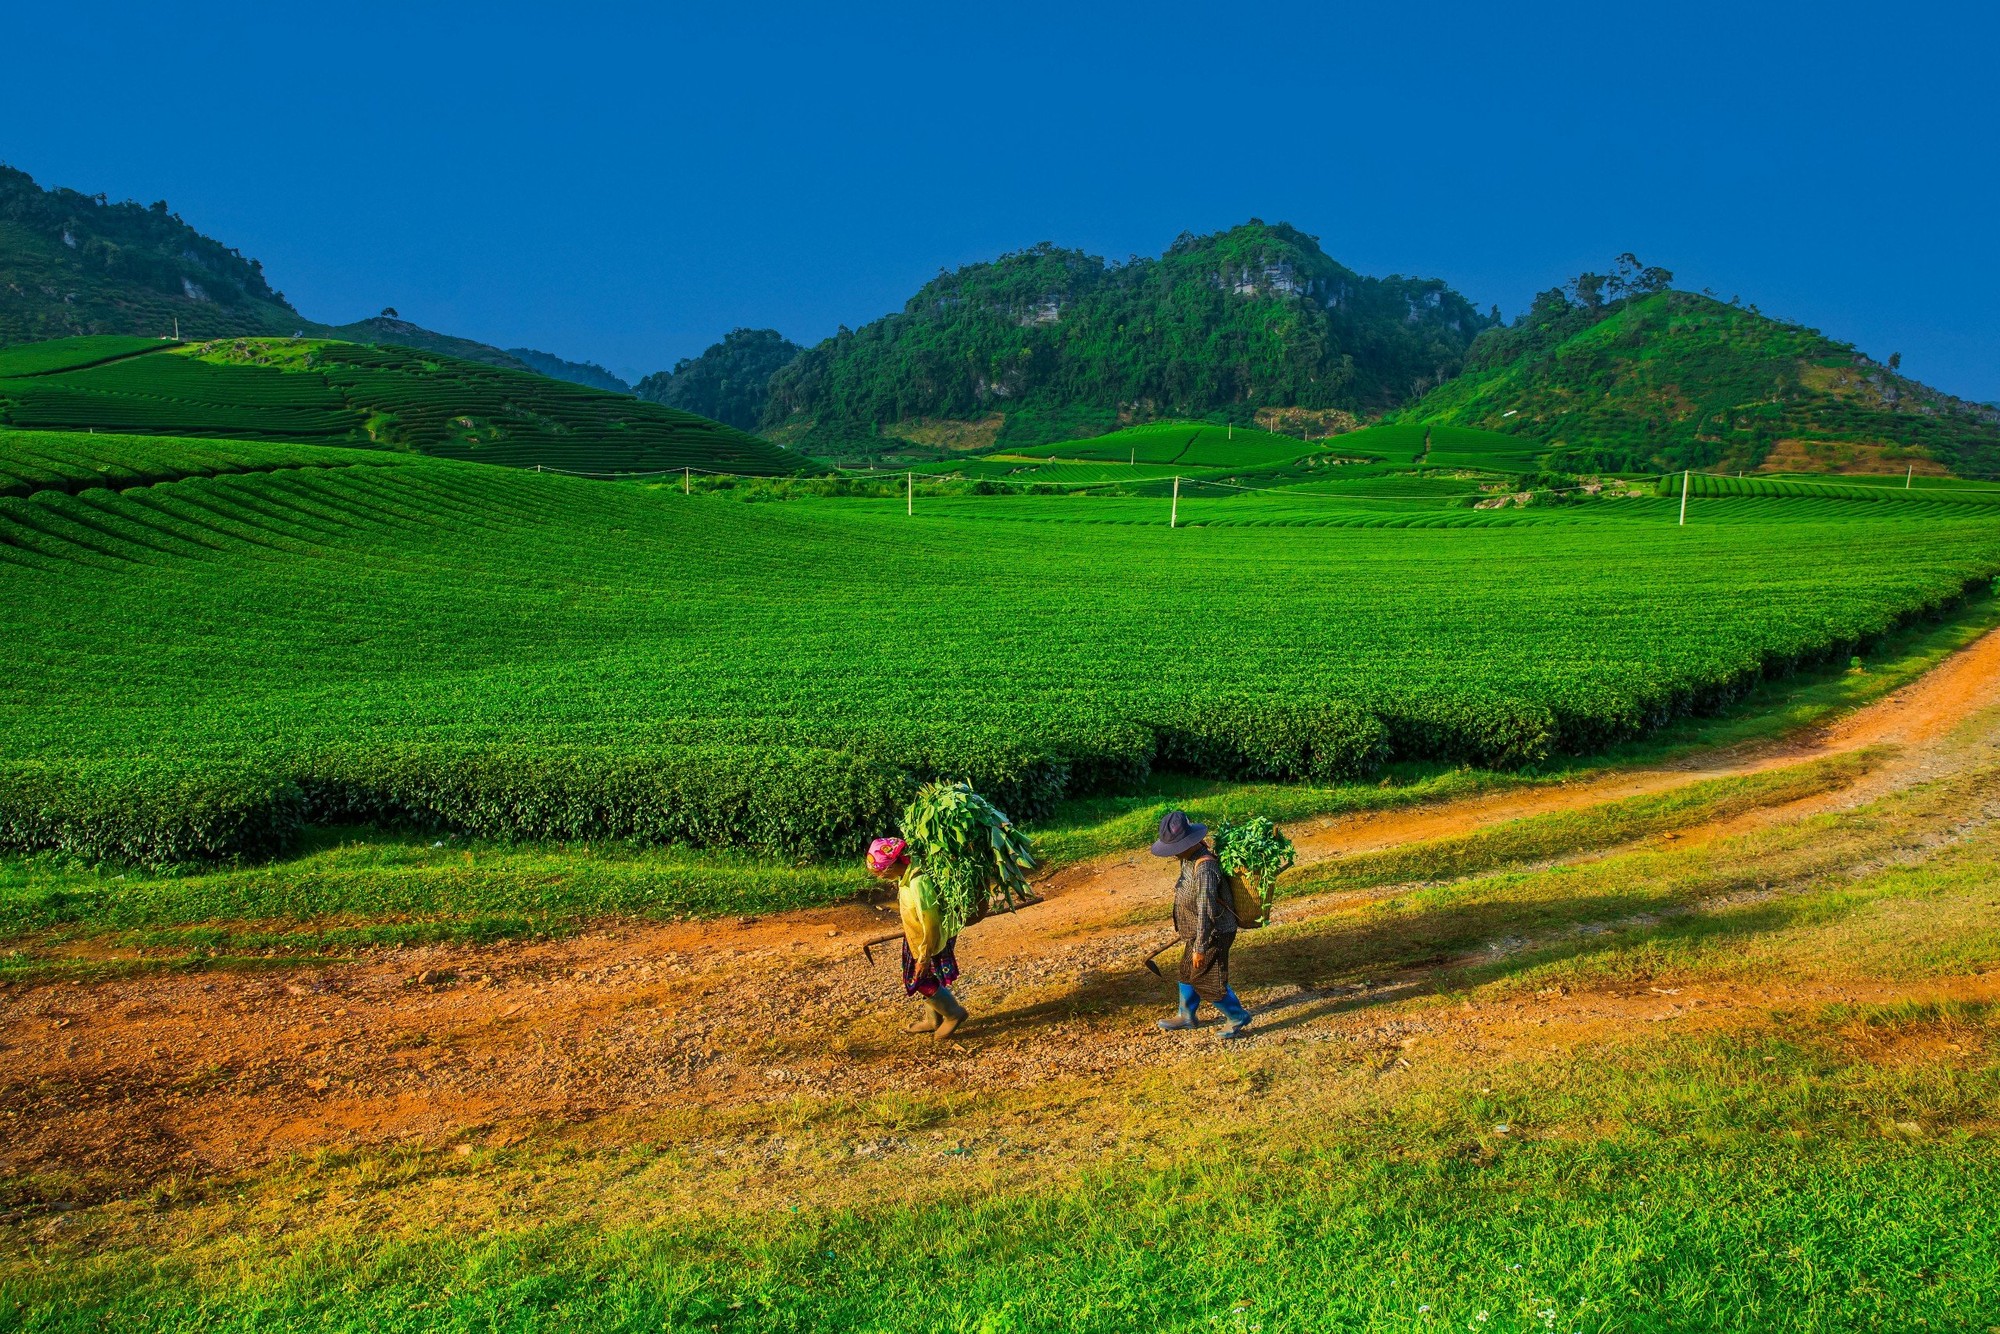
1172, 854, 1235, 956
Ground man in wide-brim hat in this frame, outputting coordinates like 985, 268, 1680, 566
1150, 809, 1252, 1038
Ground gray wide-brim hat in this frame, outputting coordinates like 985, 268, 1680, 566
1150, 809, 1208, 857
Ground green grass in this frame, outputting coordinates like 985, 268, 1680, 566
0, 828, 866, 943
1298, 750, 1879, 896
0, 509, 1990, 962
1678, 472, 2000, 506
9, 1136, 1994, 1331
1422, 424, 1548, 471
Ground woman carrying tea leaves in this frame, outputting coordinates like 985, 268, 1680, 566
865, 782, 1037, 1042
866, 835, 969, 1038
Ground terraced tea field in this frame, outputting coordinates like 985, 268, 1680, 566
5, 427, 1998, 865
0, 336, 803, 476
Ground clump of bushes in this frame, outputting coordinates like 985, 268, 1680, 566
1379, 697, 1558, 770
1154, 698, 1390, 783
297, 743, 911, 858
0, 758, 305, 869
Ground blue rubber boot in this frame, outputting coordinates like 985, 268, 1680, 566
1157, 983, 1201, 1031
1216, 988, 1253, 1040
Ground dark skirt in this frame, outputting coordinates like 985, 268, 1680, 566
1177, 932, 1235, 1003
902, 937, 960, 997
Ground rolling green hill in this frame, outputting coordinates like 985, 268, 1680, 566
5, 426, 1997, 865
1398, 263, 2000, 476
0, 336, 803, 475
507, 346, 631, 393
762, 222, 1496, 454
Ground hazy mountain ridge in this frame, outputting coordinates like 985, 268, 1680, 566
506, 347, 631, 394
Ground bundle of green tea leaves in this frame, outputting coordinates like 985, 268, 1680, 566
898, 780, 1036, 945
1214, 816, 1296, 923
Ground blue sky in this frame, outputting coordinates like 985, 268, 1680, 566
6, 2, 1996, 398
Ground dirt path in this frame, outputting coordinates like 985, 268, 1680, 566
5, 630, 1999, 1189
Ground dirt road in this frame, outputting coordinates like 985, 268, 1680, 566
5, 629, 1999, 1189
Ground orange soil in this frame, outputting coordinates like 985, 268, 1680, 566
4, 630, 1999, 1189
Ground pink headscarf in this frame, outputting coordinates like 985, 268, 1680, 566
866, 836, 909, 877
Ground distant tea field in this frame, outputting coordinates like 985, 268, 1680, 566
4, 428, 1998, 865
0, 336, 802, 476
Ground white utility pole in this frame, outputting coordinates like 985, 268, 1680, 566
684, 467, 690, 495
1679, 469, 1690, 526
1171, 476, 1180, 528
907, 471, 913, 516
1906, 463, 1913, 490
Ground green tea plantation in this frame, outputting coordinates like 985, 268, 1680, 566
4, 427, 1998, 866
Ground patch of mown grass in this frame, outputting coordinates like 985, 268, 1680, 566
1457, 811, 2000, 999
1027, 762, 1508, 867
0, 772, 1512, 971
0, 832, 867, 947
1228, 758, 1998, 1006
1298, 750, 1879, 896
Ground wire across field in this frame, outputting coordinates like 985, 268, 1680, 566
5, 430, 1999, 856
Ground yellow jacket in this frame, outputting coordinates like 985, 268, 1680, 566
897, 867, 946, 964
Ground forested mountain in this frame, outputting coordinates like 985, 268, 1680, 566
506, 346, 631, 393
636, 328, 801, 432
1398, 256, 2000, 476
0, 164, 300, 344
760, 222, 1496, 451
